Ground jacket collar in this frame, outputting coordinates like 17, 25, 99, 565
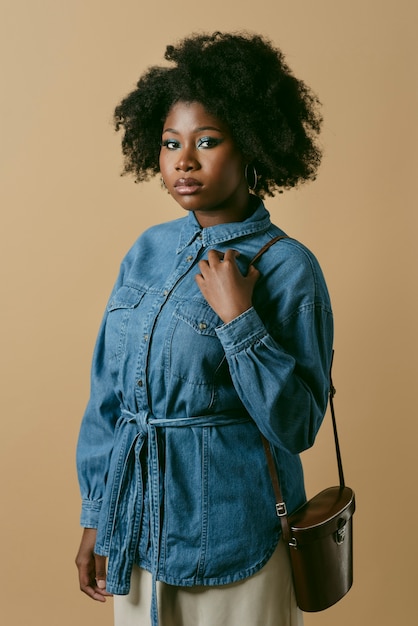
176, 200, 272, 253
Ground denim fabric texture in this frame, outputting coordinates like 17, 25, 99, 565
76, 201, 333, 604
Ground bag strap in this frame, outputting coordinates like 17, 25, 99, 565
329, 350, 345, 488
249, 236, 344, 540
249, 235, 289, 265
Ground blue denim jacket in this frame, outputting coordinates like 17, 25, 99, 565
76, 201, 333, 611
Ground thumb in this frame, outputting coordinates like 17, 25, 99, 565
246, 263, 260, 285
95, 554, 108, 587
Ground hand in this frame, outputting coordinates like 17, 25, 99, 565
75, 528, 112, 602
195, 249, 260, 323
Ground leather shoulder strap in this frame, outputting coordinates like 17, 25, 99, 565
251, 237, 343, 534
249, 235, 289, 266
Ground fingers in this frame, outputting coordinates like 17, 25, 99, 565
198, 249, 238, 278
203, 248, 239, 265
207, 248, 225, 263
79, 570, 109, 602
75, 529, 112, 602
77, 558, 112, 601
198, 249, 259, 282
246, 262, 260, 283
195, 248, 260, 323
94, 554, 112, 597
223, 248, 240, 262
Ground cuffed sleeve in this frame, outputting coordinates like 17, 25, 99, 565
216, 307, 276, 353
80, 498, 103, 528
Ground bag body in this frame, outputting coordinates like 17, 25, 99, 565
288, 486, 355, 611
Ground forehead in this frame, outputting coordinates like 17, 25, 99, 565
163, 101, 229, 133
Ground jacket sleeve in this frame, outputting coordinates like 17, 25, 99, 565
75, 260, 130, 528
215, 243, 333, 455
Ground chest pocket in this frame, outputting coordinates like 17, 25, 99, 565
105, 286, 145, 362
170, 300, 226, 386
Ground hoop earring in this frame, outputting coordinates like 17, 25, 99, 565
245, 164, 258, 191
160, 176, 167, 190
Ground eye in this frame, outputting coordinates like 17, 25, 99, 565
161, 139, 181, 150
196, 136, 222, 149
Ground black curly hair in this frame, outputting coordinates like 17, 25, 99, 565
114, 31, 323, 197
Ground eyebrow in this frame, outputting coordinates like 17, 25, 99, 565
162, 126, 223, 134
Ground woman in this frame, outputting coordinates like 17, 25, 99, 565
75, 32, 333, 626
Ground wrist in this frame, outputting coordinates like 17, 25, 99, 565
221, 304, 252, 324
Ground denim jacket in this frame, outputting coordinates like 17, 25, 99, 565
76, 201, 333, 614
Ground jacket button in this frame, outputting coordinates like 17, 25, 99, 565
199, 322, 207, 330
137, 379, 143, 387
186, 255, 193, 262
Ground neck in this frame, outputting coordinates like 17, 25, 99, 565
194, 194, 258, 228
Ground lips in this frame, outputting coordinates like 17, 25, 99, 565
174, 178, 203, 195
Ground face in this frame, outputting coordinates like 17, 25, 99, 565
159, 101, 250, 227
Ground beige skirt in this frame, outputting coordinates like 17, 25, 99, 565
114, 539, 303, 626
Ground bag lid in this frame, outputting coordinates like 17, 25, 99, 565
289, 486, 355, 542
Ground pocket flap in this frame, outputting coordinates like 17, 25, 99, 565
174, 301, 220, 336
107, 286, 144, 311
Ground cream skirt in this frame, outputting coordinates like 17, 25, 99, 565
114, 539, 303, 626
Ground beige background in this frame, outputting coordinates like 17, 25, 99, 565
1, 1, 416, 624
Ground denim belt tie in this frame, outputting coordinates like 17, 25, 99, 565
95, 408, 251, 626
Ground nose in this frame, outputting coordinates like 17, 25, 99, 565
175, 146, 200, 172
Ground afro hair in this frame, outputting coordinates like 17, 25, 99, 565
114, 31, 323, 197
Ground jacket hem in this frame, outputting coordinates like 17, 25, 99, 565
129, 535, 281, 589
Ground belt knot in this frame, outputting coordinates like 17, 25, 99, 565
120, 409, 150, 435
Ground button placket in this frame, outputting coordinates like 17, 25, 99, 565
134, 240, 204, 408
